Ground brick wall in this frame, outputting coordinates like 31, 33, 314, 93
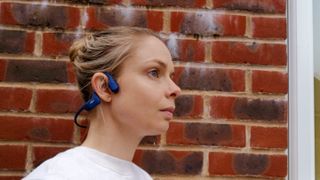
0, 0, 287, 179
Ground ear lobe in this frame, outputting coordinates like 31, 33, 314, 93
91, 73, 112, 103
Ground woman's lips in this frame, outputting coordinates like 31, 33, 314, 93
160, 107, 175, 120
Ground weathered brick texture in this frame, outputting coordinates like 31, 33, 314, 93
174, 95, 203, 118
251, 127, 288, 149
0, 3, 80, 30
33, 146, 69, 167
0, 145, 27, 171
171, 11, 246, 36
134, 150, 203, 175
251, 17, 287, 39
4, 60, 68, 83
252, 70, 288, 94
174, 67, 245, 91
210, 96, 287, 122
212, 41, 287, 65
0, 87, 32, 112
66, 0, 122, 5
0, 116, 74, 143
167, 122, 245, 147
0, 30, 34, 54
43, 33, 80, 56
36, 89, 83, 113
86, 7, 163, 31
130, 0, 207, 8
0, 59, 6, 81
0, 0, 288, 179
166, 39, 205, 62
140, 135, 161, 145
213, 0, 286, 14
209, 152, 287, 177
0, 176, 23, 180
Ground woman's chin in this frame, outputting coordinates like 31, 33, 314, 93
147, 122, 170, 136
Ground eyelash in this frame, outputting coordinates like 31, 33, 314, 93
148, 69, 160, 78
147, 68, 175, 81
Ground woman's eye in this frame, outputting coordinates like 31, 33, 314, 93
148, 69, 159, 78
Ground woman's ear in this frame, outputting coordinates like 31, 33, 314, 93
91, 72, 112, 102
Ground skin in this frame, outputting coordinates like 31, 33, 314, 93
82, 35, 181, 162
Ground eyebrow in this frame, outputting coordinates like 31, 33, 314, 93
148, 59, 167, 68
147, 59, 175, 74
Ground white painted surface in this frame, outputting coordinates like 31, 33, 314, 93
314, 0, 320, 80
289, 0, 315, 179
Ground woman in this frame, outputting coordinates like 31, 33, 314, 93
24, 26, 181, 180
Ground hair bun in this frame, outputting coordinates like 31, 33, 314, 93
69, 38, 85, 63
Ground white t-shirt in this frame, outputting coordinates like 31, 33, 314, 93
23, 146, 153, 180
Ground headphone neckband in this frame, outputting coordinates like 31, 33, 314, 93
74, 72, 119, 128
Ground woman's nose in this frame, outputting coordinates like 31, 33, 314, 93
167, 79, 181, 98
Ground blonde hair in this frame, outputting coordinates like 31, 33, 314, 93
69, 26, 159, 101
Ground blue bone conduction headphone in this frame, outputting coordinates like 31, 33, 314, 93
74, 72, 119, 128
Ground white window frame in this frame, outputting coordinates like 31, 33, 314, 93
288, 0, 315, 179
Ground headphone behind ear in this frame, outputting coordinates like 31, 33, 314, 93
74, 72, 119, 128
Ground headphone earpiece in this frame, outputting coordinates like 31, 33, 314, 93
74, 72, 119, 128
104, 73, 119, 93
83, 92, 101, 111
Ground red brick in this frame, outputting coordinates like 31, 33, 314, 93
0, 115, 74, 143
36, 89, 83, 113
0, 2, 16, 25
0, 30, 34, 54
171, 11, 246, 37
0, 3, 80, 29
134, 150, 203, 174
33, 146, 69, 167
252, 17, 287, 39
209, 152, 234, 175
172, 67, 182, 83
85, 7, 163, 32
0, 176, 23, 180
0, 59, 7, 81
212, 41, 287, 65
213, 0, 286, 14
130, 0, 206, 8
0, 87, 32, 112
67, 62, 77, 84
252, 70, 288, 94
210, 97, 287, 122
43, 33, 79, 57
0, 145, 27, 170
251, 127, 287, 149
146, 11, 163, 32
98, 0, 123, 5
165, 39, 205, 62
85, 7, 105, 30
209, 152, 287, 177
167, 122, 245, 147
265, 155, 287, 177
175, 66, 245, 91
5, 60, 68, 83
210, 96, 235, 119
234, 98, 287, 122
140, 135, 161, 145
66, 0, 122, 5
174, 95, 203, 118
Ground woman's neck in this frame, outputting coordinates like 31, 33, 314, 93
81, 110, 143, 162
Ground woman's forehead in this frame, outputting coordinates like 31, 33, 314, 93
116, 36, 174, 75
132, 36, 172, 62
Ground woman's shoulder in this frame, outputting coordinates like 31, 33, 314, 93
23, 146, 154, 180
23, 147, 85, 180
